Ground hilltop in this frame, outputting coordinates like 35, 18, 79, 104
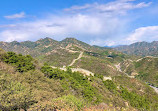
0, 37, 104, 57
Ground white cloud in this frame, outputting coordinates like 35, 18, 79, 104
90, 26, 158, 46
0, 14, 124, 42
64, 0, 151, 15
126, 26, 158, 44
0, 0, 153, 46
4, 12, 25, 19
64, 4, 91, 11
90, 39, 116, 46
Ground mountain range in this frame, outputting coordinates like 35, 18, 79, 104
0, 37, 158, 111
115, 41, 158, 57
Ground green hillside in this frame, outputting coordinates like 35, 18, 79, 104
119, 57, 158, 87
0, 38, 158, 111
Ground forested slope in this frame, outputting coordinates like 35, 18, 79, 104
0, 48, 158, 111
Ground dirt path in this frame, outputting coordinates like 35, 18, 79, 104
71, 68, 94, 76
51, 66, 94, 76
51, 50, 95, 76
115, 63, 122, 72
115, 63, 158, 94
149, 85, 158, 94
68, 51, 83, 66
115, 63, 135, 78
136, 56, 158, 62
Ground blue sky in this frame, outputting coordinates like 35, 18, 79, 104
0, 0, 158, 46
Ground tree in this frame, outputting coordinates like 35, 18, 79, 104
2, 52, 35, 73
0, 80, 36, 111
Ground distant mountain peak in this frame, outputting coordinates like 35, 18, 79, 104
10, 41, 20, 45
36, 37, 58, 45
115, 41, 158, 57
61, 37, 79, 42
37, 37, 54, 42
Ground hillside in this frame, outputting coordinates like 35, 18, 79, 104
119, 56, 158, 88
0, 37, 127, 68
0, 38, 158, 110
0, 48, 158, 111
115, 41, 158, 57
0, 37, 104, 57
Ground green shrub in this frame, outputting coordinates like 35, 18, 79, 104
103, 79, 151, 110
2, 52, 35, 73
103, 80, 117, 93
94, 73, 103, 80
120, 86, 150, 110
135, 72, 149, 80
134, 62, 141, 68
41, 65, 102, 103
52, 94, 84, 110
0, 79, 36, 111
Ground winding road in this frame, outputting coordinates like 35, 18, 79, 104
68, 51, 83, 66
115, 63, 135, 78
115, 62, 158, 94
51, 49, 94, 76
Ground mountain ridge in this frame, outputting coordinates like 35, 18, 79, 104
115, 41, 158, 57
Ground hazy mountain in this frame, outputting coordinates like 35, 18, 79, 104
115, 41, 158, 57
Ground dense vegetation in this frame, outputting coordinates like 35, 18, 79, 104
103, 80, 152, 110
2, 52, 35, 72
0, 50, 157, 110
134, 57, 158, 87
40, 64, 158, 110
0, 38, 158, 111
119, 57, 158, 88
0, 79, 36, 111
41, 64, 102, 104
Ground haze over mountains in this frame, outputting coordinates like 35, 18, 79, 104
115, 41, 158, 57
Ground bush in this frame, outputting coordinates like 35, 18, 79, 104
103, 79, 150, 110
41, 65, 102, 103
135, 72, 149, 80
52, 94, 84, 110
0, 79, 36, 111
0, 48, 6, 60
103, 80, 117, 93
2, 52, 35, 73
134, 62, 141, 68
120, 86, 150, 110
94, 73, 103, 80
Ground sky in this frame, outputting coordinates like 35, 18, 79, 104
0, 0, 158, 46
